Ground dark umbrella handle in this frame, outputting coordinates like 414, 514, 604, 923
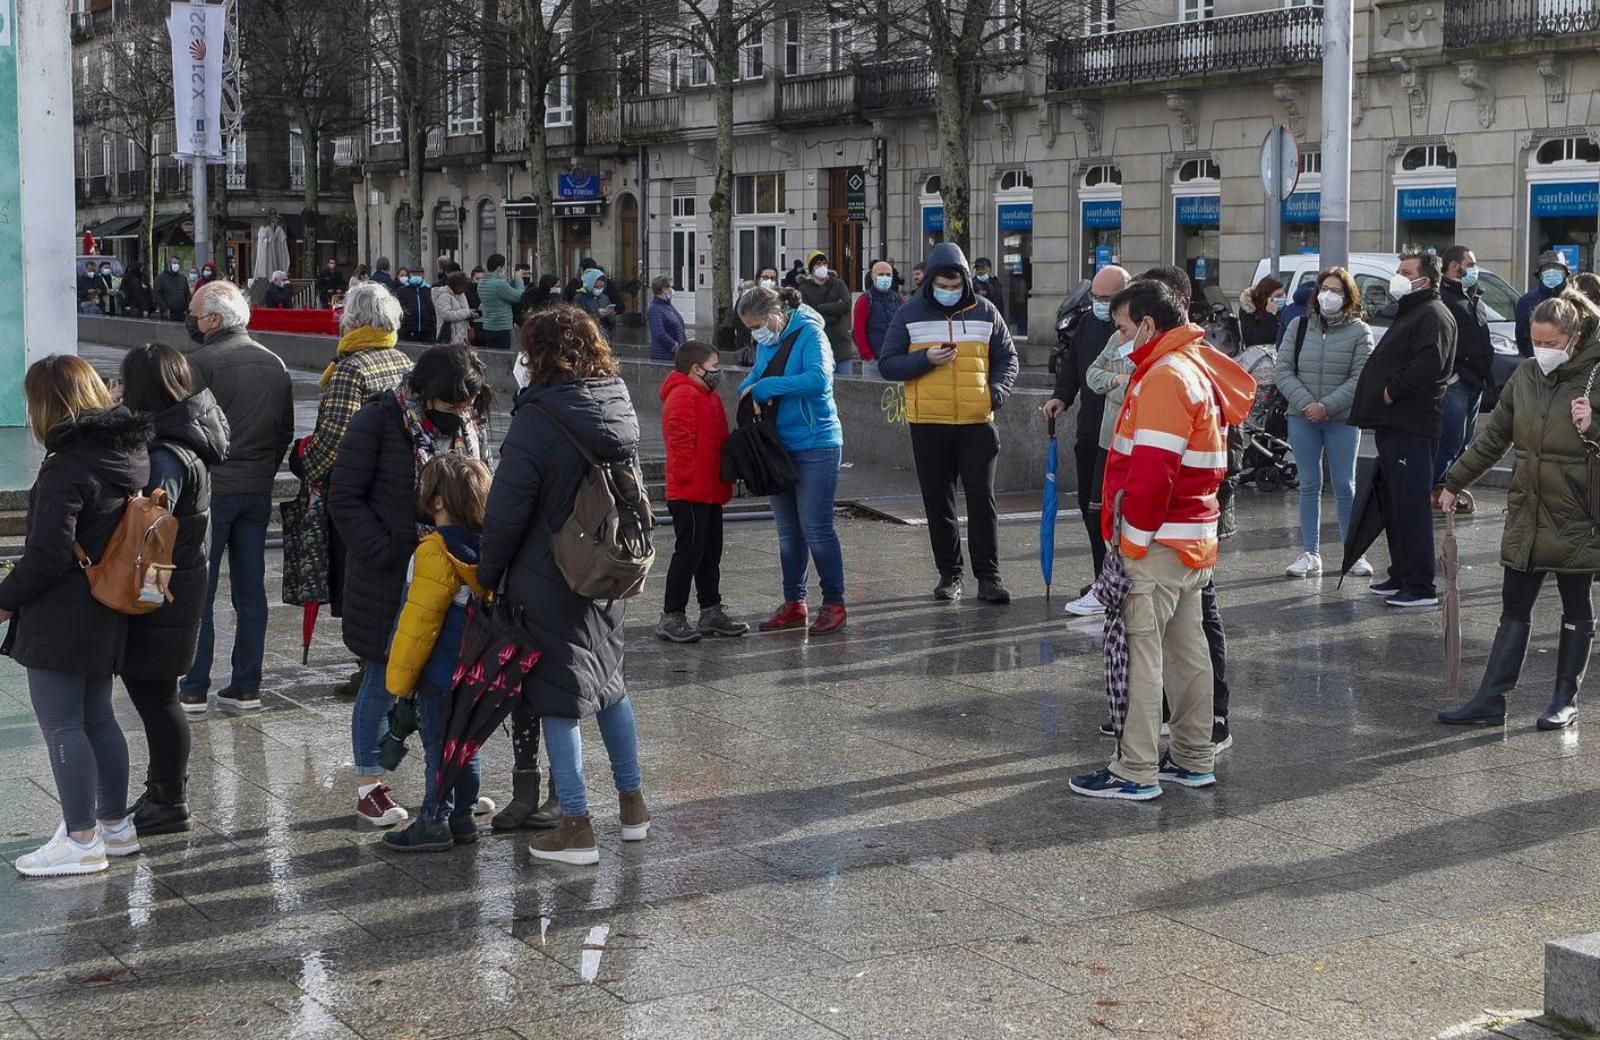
1047, 416, 1056, 440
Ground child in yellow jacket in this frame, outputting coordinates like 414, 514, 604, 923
381, 455, 492, 853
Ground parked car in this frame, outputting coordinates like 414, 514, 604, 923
1251, 253, 1522, 406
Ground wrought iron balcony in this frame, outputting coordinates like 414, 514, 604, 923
332, 137, 357, 167
1046, 6, 1322, 91
777, 70, 862, 124
863, 58, 938, 111
588, 100, 621, 146
1444, 0, 1600, 46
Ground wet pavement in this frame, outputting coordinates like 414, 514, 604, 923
1, 487, 1595, 1039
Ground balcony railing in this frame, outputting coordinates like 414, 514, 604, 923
863, 58, 938, 111
1444, 0, 1600, 45
290, 163, 306, 191
625, 95, 683, 137
333, 137, 357, 166
226, 163, 247, 189
1046, 6, 1322, 91
777, 70, 861, 123
425, 127, 444, 158
589, 99, 621, 146
497, 109, 528, 154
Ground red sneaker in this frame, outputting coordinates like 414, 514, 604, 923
809, 603, 847, 635
759, 601, 809, 632
357, 783, 409, 827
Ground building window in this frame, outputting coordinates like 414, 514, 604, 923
99, 134, 112, 178
681, 30, 711, 88
1180, 0, 1214, 20
998, 169, 1034, 191
740, 25, 764, 80
672, 194, 697, 218
1176, 157, 1220, 182
477, 199, 497, 259
1401, 145, 1458, 171
1299, 149, 1322, 175
734, 172, 786, 216
993, 0, 1023, 51
1087, 0, 1116, 33
784, 14, 803, 76
289, 130, 306, 190
827, 22, 853, 72
1083, 163, 1122, 188
546, 68, 573, 127
1535, 136, 1600, 166
446, 52, 482, 136
370, 63, 400, 144
225, 132, 247, 189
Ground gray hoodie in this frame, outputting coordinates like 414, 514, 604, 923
1274, 313, 1374, 422
1085, 330, 1133, 449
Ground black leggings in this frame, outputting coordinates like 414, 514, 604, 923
510, 701, 542, 772
1501, 568, 1595, 624
124, 677, 192, 786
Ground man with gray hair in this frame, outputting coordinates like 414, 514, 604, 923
179, 281, 296, 714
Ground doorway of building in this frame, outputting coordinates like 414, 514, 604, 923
827, 167, 865, 293
616, 192, 639, 313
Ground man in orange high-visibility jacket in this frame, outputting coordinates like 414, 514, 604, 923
1070, 280, 1255, 802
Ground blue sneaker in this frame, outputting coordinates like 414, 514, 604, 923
1157, 752, 1217, 789
1368, 578, 1401, 597
1385, 590, 1439, 609
1069, 767, 1161, 801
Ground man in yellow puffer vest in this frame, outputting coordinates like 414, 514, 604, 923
879, 242, 1020, 603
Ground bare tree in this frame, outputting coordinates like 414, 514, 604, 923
243, 0, 367, 272
79, 8, 171, 275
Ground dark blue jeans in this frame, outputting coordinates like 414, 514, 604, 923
1433, 381, 1483, 485
768, 446, 845, 604
418, 687, 480, 822
181, 493, 271, 696
1375, 428, 1438, 598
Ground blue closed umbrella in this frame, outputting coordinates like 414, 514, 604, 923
1040, 416, 1060, 598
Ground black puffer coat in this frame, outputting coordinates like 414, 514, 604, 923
329, 393, 421, 663
478, 378, 638, 719
121, 391, 230, 681
0, 409, 151, 676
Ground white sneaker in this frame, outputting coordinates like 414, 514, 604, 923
100, 817, 140, 858
1285, 552, 1323, 578
1348, 556, 1374, 578
15, 823, 109, 878
473, 796, 497, 817
1064, 590, 1105, 617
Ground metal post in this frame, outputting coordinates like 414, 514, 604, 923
1321, 0, 1353, 269
876, 136, 888, 262
638, 145, 649, 312
1265, 130, 1282, 280
192, 156, 210, 267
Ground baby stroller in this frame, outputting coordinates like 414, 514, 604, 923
1233, 344, 1299, 492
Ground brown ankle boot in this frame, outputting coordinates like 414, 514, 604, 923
528, 813, 598, 865
619, 791, 650, 841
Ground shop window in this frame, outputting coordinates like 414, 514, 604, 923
1400, 145, 1457, 172
735, 173, 786, 216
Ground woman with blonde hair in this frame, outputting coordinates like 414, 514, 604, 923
0, 357, 150, 876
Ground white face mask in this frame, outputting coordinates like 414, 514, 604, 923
1534, 343, 1572, 375
759, 279, 776, 290
1317, 291, 1344, 316
812, 266, 829, 282
1389, 272, 1417, 298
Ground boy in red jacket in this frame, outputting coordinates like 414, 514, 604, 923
657, 342, 750, 643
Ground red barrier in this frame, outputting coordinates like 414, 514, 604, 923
249, 308, 339, 336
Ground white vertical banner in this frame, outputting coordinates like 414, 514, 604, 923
167, 1, 225, 160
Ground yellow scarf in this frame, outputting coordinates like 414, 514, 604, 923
319, 326, 399, 387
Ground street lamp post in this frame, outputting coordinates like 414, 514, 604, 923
1321, 0, 1354, 269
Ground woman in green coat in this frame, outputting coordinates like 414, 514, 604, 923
1438, 293, 1600, 730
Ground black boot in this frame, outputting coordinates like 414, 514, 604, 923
491, 770, 543, 832
131, 778, 191, 835
527, 772, 559, 830
1538, 618, 1594, 731
1439, 618, 1531, 726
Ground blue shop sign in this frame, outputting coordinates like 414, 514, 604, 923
1094, 245, 1113, 271
1531, 181, 1599, 218
1554, 244, 1582, 272
923, 205, 944, 233
1282, 191, 1320, 223
1175, 195, 1220, 226
1083, 199, 1122, 229
1397, 186, 1456, 222
558, 170, 601, 200
998, 203, 1033, 232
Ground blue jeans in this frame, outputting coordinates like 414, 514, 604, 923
181, 493, 271, 695
1433, 381, 1483, 485
351, 658, 391, 775
769, 446, 846, 604
418, 687, 479, 822
1285, 416, 1361, 555
543, 697, 642, 818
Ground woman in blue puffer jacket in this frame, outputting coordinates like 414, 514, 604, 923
735, 285, 847, 636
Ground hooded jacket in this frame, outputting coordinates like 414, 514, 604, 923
1273, 312, 1374, 422
1446, 328, 1600, 574
1274, 282, 1317, 348
575, 270, 616, 340
1348, 286, 1457, 438
877, 242, 1020, 425
122, 391, 231, 680
432, 284, 473, 345
1053, 309, 1118, 447
660, 370, 733, 504
394, 280, 436, 341
385, 526, 487, 696
477, 272, 525, 332
1101, 324, 1255, 570
1516, 281, 1564, 358
0, 408, 151, 675
735, 305, 844, 453
478, 378, 639, 719
181, 327, 295, 496
1440, 277, 1493, 388
1237, 288, 1281, 348
796, 268, 855, 363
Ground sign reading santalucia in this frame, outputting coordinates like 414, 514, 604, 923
166, 1, 225, 160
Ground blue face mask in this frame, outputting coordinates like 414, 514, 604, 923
874, 275, 894, 292
1543, 269, 1567, 291
751, 324, 779, 347
411, 276, 424, 286
1461, 266, 1480, 288
1091, 301, 1112, 322
933, 286, 962, 308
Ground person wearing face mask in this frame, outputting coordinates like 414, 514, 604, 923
197, 263, 217, 287
1274, 267, 1375, 579
656, 341, 748, 643
1434, 245, 1494, 512
1238, 276, 1284, 347
1438, 292, 1600, 730
155, 258, 190, 321
475, 253, 525, 350
261, 270, 296, 309
1045, 265, 1130, 612
851, 260, 902, 371
317, 258, 345, 308
796, 250, 856, 370
971, 257, 1006, 318
647, 274, 687, 362
393, 269, 437, 343
879, 242, 1020, 604
736, 267, 782, 366
1516, 251, 1572, 358
328, 345, 490, 827
1348, 252, 1458, 608
575, 267, 618, 341
736, 285, 848, 635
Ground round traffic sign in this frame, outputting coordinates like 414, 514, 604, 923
1258, 125, 1300, 202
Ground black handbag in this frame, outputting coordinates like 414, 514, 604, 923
721, 329, 801, 495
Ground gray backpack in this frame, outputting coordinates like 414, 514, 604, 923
532, 402, 655, 600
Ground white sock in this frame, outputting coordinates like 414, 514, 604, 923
358, 782, 381, 798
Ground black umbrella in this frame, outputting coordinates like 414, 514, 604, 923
1339, 454, 1390, 585
434, 597, 543, 811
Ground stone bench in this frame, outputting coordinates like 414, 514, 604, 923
1546, 932, 1600, 1032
